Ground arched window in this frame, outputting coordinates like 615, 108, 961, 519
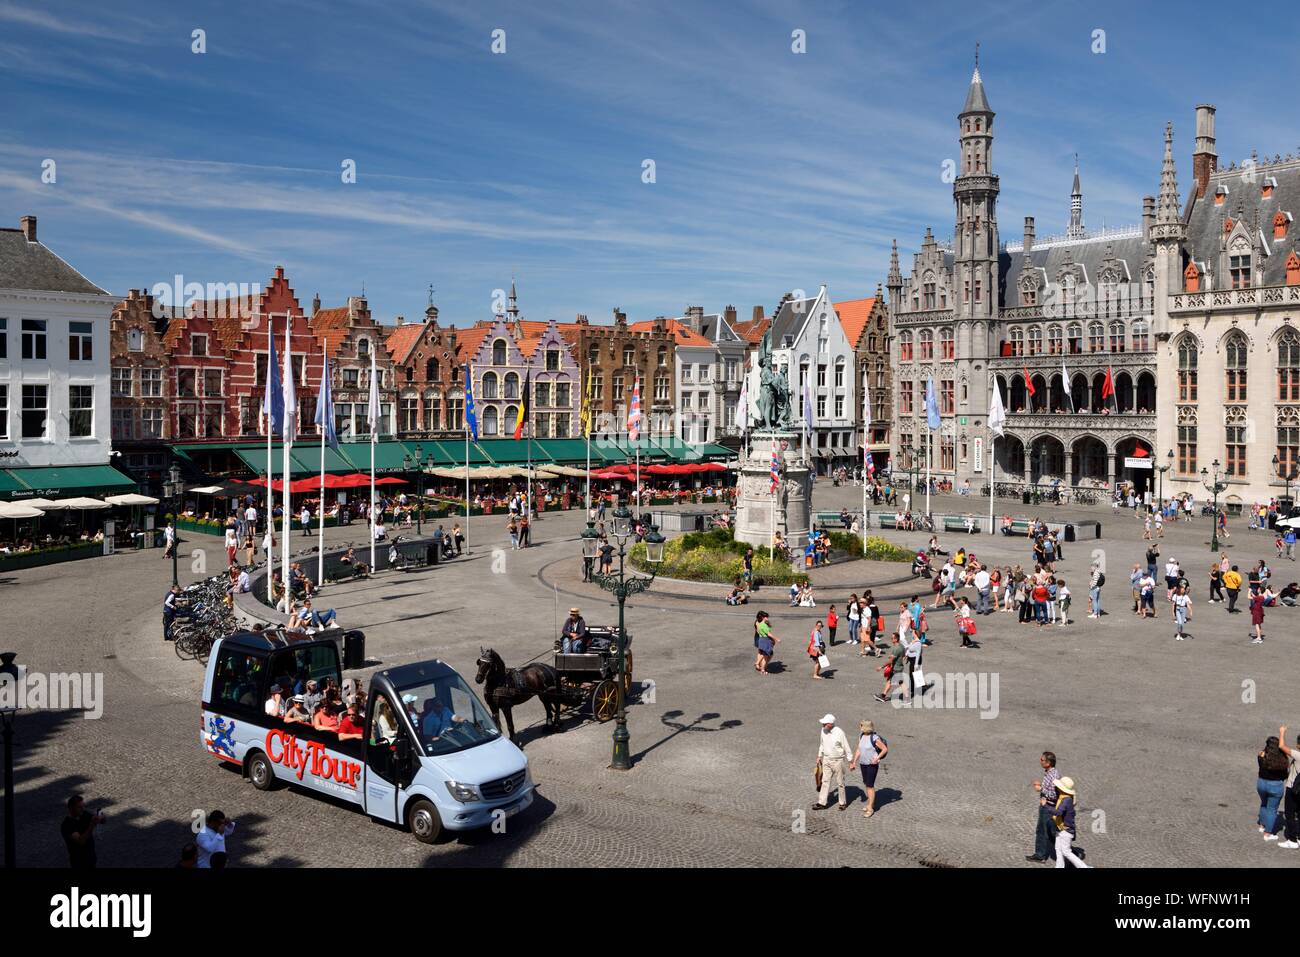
1009, 327, 1024, 357
1177, 336, 1198, 402
918, 330, 934, 359
503, 406, 519, 434
1177, 406, 1197, 474
482, 406, 499, 436
492, 338, 507, 365
657, 346, 667, 367
1278, 407, 1300, 479
425, 357, 438, 381
1047, 324, 1063, 356
588, 344, 599, 366
900, 331, 914, 361
481, 371, 498, 400
1087, 321, 1104, 353
1067, 323, 1083, 355
1226, 406, 1248, 476
1027, 326, 1042, 356
503, 372, 519, 399
1225, 333, 1248, 402
834, 356, 846, 388
1279, 330, 1300, 402
358, 337, 370, 357
939, 327, 954, 359
1109, 321, 1125, 353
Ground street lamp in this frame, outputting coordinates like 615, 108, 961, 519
1201, 459, 1228, 552
163, 462, 184, 588
1157, 449, 1173, 509
402, 444, 428, 535
590, 501, 663, 770
1, 651, 21, 868
580, 519, 601, 582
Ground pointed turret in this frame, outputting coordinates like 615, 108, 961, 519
1067, 154, 1085, 240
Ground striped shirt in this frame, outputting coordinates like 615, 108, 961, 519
1040, 767, 1060, 803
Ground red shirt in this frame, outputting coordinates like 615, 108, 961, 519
827, 610, 838, 627
1032, 585, 1050, 603
338, 714, 364, 736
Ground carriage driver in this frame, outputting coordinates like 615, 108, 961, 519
561, 607, 589, 654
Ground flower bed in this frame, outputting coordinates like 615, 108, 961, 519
0, 541, 101, 571
627, 529, 911, 585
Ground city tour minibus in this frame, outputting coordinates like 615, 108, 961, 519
201, 630, 534, 842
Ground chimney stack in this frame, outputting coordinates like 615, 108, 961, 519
724, 304, 737, 327
752, 305, 764, 322
1023, 216, 1035, 254
19, 215, 36, 243
1193, 104, 1217, 199
1142, 196, 1156, 241
395, 315, 404, 326
685, 305, 704, 332
312, 292, 321, 314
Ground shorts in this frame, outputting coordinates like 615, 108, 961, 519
860, 763, 880, 788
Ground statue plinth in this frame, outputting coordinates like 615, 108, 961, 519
733, 431, 814, 552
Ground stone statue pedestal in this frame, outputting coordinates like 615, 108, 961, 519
733, 432, 813, 552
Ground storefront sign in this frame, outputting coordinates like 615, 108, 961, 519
1124, 457, 1153, 470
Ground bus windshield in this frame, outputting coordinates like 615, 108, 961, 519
394, 672, 501, 756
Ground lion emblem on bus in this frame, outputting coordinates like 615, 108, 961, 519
205, 715, 237, 759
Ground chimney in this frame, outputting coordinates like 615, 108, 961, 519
576, 313, 589, 324
1022, 216, 1035, 254
752, 305, 764, 322
613, 308, 627, 326
312, 292, 321, 314
425, 304, 438, 325
685, 305, 704, 332
395, 315, 404, 326
1193, 104, 1217, 199
724, 304, 737, 327
1142, 196, 1156, 241
19, 215, 36, 243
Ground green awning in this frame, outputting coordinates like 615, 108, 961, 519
0, 470, 30, 499
474, 438, 557, 465
337, 441, 421, 472
2, 464, 138, 500
290, 445, 355, 474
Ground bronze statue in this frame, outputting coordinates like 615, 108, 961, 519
754, 330, 793, 430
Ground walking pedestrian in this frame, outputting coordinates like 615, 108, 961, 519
1050, 777, 1091, 868
1172, 583, 1192, 640
874, 633, 907, 702
1250, 590, 1266, 643
1026, 751, 1060, 863
1258, 735, 1289, 839
850, 720, 889, 818
1276, 726, 1300, 849
224, 525, 238, 566
813, 714, 852, 811
163, 521, 176, 559
1056, 579, 1071, 626
300, 505, 311, 536
754, 611, 777, 674
846, 593, 861, 645
1208, 563, 1224, 603
808, 621, 826, 680
61, 795, 105, 869
1225, 564, 1243, 613
196, 810, 237, 868
1087, 563, 1104, 618
826, 605, 838, 646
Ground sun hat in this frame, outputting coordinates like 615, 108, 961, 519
820, 713, 836, 725
1055, 776, 1077, 795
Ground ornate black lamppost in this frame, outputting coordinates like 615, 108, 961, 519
1157, 449, 1173, 508
1201, 459, 1227, 552
402, 444, 433, 535
163, 462, 185, 588
590, 500, 664, 770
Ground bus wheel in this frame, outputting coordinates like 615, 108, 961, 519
407, 798, 443, 844
247, 751, 278, 791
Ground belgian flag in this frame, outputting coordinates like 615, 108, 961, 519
514, 370, 530, 439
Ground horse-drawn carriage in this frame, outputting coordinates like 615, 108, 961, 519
475, 626, 633, 741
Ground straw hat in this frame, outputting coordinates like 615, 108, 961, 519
1055, 776, 1076, 795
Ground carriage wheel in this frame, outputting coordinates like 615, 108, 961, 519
590, 679, 618, 722
622, 650, 634, 696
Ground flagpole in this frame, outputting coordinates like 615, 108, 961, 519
317, 359, 327, 585
989, 434, 996, 535
464, 422, 470, 556
264, 312, 274, 603
282, 317, 294, 606
368, 347, 377, 574
926, 430, 932, 518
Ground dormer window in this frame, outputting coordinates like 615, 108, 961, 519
1286, 251, 1300, 286
1229, 254, 1252, 289
1224, 217, 1234, 234
1214, 185, 1228, 206
1263, 177, 1277, 198
1275, 211, 1290, 240
1184, 262, 1201, 293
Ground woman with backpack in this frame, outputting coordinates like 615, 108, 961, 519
850, 720, 889, 818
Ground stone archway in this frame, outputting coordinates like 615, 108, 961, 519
1028, 435, 1066, 484
1071, 435, 1108, 484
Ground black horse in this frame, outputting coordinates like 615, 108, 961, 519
474, 648, 561, 743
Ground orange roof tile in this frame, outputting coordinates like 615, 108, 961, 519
453, 326, 491, 363
629, 319, 712, 348
732, 317, 770, 345
832, 297, 877, 349
383, 323, 425, 364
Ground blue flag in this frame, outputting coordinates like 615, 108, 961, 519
464, 363, 479, 440
262, 319, 284, 435
925, 377, 941, 431
315, 358, 338, 451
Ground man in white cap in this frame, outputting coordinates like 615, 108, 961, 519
814, 714, 852, 811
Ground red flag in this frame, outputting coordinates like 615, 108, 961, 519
1023, 367, 1036, 396
1101, 366, 1116, 400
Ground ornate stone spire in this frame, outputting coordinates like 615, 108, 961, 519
1067, 154, 1085, 240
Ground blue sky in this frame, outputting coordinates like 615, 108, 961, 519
0, 0, 1291, 324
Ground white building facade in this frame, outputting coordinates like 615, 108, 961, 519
0, 216, 116, 471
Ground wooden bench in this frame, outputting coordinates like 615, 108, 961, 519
942, 516, 981, 534
876, 514, 899, 530
999, 520, 1034, 536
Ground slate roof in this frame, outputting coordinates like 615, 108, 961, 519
962, 67, 991, 114
766, 296, 819, 349
1000, 233, 1152, 308
0, 227, 108, 295
1185, 159, 1300, 286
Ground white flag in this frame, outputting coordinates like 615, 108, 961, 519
988, 377, 1007, 438
862, 373, 871, 426
282, 319, 296, 442
737, 362, 749, 433
366, 344, 380, 443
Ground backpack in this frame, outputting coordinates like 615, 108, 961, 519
1096, 572, 1106, 587
861, 732, 887, 765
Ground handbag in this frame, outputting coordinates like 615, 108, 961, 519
912, 666, 926, 688
817, 653, 830, 669
814, 758, 823, 792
